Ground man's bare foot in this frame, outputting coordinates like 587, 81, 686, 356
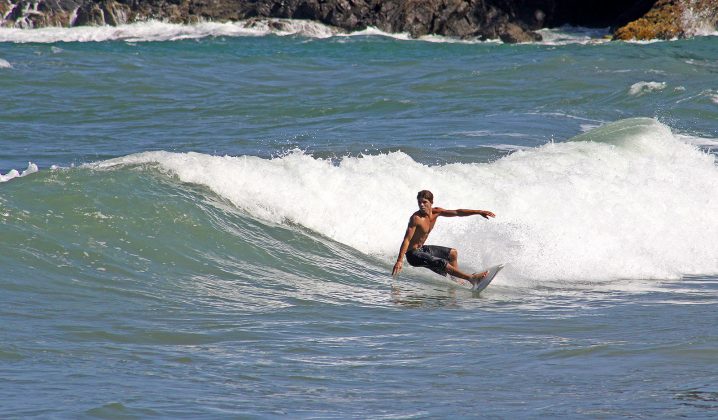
469, 270, 488, 286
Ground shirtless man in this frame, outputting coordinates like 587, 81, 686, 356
392, 190, 495, 285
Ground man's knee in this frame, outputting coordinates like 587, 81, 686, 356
449, 249, 458, 259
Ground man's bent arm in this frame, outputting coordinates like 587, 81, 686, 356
392, 219, 416, 277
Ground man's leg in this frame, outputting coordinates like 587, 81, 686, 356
449, 248, 458, 269
445, 248, 487, 285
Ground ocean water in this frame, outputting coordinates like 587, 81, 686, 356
1, 22, 718, 417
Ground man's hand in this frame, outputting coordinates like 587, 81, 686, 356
480, 210, 496, 219
392, 260, 403, 278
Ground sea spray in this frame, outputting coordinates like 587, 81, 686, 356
94, 118, 718, 282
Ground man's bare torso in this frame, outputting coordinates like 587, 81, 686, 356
407, 208, 441, 250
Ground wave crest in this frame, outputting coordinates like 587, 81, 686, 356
1, 162, 38, 183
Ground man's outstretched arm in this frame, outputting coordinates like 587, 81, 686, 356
435, 207, 495, 219
392, 218, 416, 277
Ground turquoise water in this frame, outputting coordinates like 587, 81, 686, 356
2, 25, 718, 417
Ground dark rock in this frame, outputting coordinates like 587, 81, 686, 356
499, 21, 541, 43
101, 0, 131, 25
2, 0, 82, 27
74, 2, 106, 25
613, 0, 718, 40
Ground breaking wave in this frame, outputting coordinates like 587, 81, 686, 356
89, 118, 718, 283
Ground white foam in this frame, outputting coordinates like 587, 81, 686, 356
624, 39, 666, 45
0, 19, 341, 43
629, 81, 666, 96
677, 133, 718, 149
526, 112, 604, 124
94, 118, 718, 283
675, 88, 717, 105
483, 144, 528, 152
580, 123, 600, 132
535, 26, 611, 46
0, 162, 38, 182
0, 19, 613, 45
454, 130, 492, 137
0, 58, 12, 68
0, 169, 21, 182
0, 20, 496, 44
453, 130, 529, 139
342, 26, 411, 41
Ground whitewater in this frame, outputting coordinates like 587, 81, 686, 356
93, 118, 718, 283
2, 21, 718, 418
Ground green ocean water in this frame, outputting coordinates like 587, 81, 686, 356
1, 24, 718, 417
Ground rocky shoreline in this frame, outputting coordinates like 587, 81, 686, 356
1, 0, 716, 42
613, 0, 718, 40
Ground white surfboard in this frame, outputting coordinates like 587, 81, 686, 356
471, 263, 505, 293
437, 263, 505, 292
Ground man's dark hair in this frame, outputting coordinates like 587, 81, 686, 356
417, 190, 434, 203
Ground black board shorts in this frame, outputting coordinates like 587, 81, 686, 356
406, 245, 452, 276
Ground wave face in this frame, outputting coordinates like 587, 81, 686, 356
82, 118, 718, 283
1, 165, 389, 313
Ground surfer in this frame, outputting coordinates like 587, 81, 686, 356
392, 190, 495, 286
